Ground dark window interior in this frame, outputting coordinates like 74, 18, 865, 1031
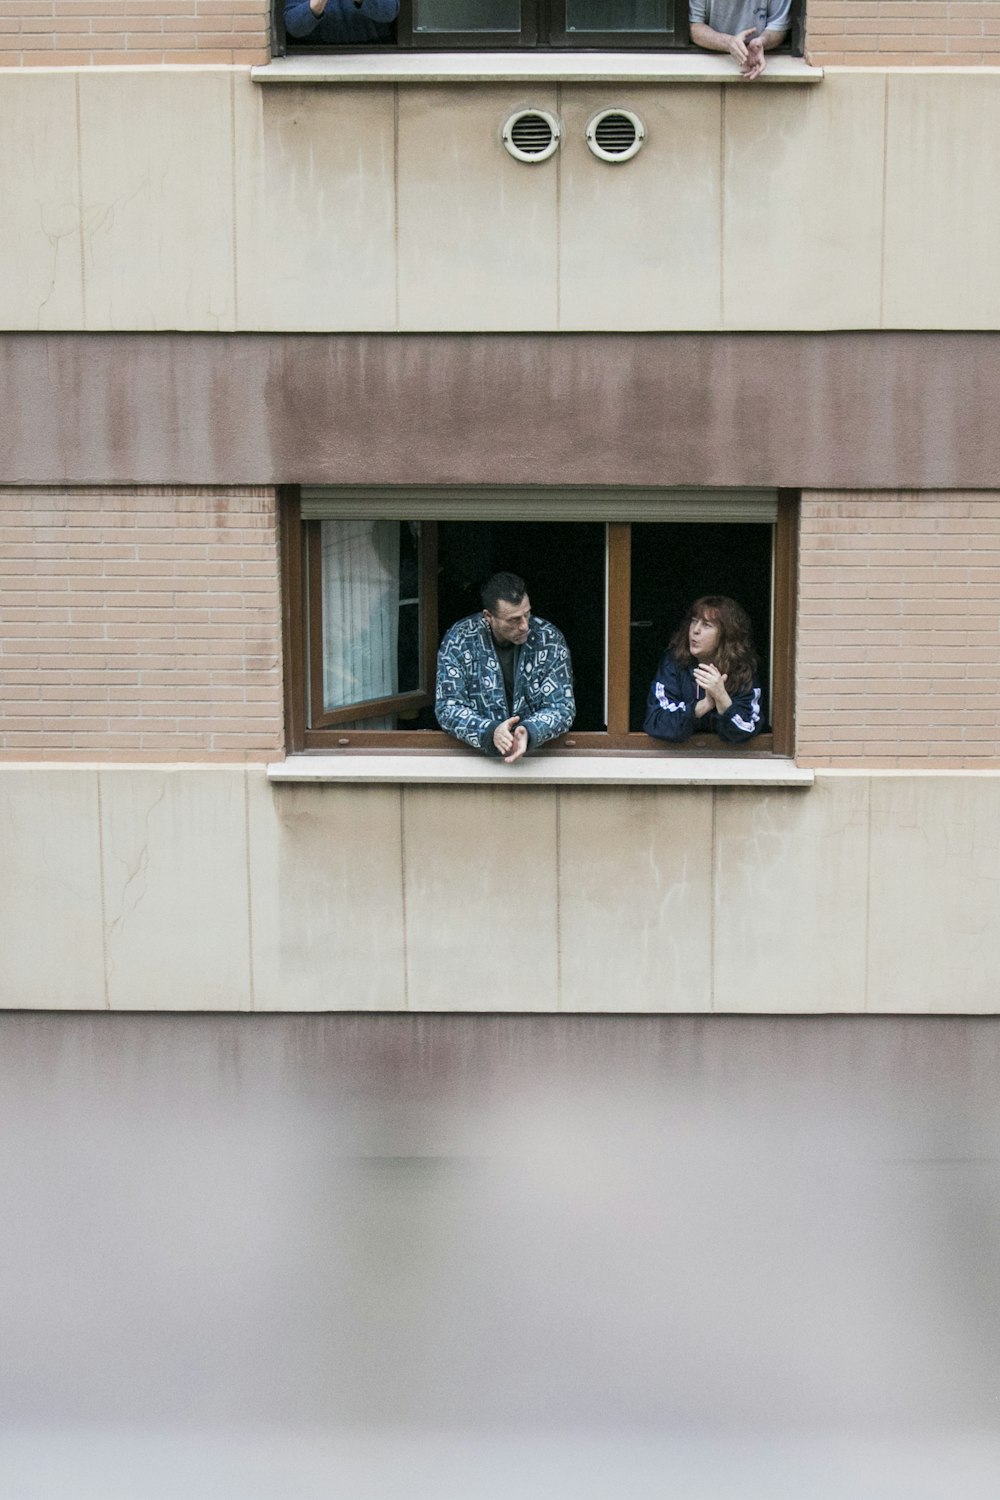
628, 522, 772, 732
335, 518, 771, 735
287, 496, 796, 755
437, 520, 607, 731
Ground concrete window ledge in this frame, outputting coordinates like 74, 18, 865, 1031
267, 754, 814, 787
252, 52, 822, 86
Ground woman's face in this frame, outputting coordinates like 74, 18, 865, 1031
688, 612, 721, 661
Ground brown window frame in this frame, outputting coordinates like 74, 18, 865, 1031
280, 487, 798, 758
273, 0, 806, 58
276, 0, 690, 54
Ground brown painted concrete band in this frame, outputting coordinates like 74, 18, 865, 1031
1, 331, 997, 489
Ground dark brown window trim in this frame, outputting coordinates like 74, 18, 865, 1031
280, 486, 798, 759
272, 0, 807, 60
276, 0, 691, 55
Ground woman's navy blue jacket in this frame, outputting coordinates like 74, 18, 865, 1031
644, 653, 762, 744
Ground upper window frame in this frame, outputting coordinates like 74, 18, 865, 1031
280, 487, 798, 759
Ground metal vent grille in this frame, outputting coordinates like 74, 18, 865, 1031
502, 109, 560, 164
585, 109, 645, 164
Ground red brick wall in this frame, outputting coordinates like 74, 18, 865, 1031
6, 487, 999, 768
0, 488, 283, 761
1, 0, 270, 66
5, 0, 1000, 67
5, 1, 1000, 67
807, 1, 1000, 65
797, 493, 1000, 767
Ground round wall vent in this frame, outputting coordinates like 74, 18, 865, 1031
502, 109, 561, 164
585, 109, 645, 163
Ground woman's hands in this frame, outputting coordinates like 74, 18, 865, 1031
693, 663, 732, 715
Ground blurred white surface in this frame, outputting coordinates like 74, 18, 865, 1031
1, 1014, 998, 1498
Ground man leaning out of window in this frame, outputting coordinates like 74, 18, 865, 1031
284, 0, 398, 44
689, 0, 790, 80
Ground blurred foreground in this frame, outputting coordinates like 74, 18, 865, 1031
1, 1013, 998, 1498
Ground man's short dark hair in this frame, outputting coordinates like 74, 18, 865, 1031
481, 572, 527, 613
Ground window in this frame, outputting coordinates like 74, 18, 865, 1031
280, 0, 688, 52
274, 0, 806, 57
281, 488, 797, 755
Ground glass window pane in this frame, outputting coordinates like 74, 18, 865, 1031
320, 520, 422, 714
565, 0, 671, 31
330, 715, 398, 730
413, 0, 520, 33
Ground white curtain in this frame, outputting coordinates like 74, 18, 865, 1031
321, 520, 400, 724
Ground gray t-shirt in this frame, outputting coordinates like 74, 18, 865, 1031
689, 0, 791, 35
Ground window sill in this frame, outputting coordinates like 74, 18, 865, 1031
252, 52, 823, 86
268, 752, 814, 787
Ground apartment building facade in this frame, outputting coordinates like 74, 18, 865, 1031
2, 3, 1000, 1013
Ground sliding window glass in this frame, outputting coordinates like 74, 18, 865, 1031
392, 0, 682, 48
308, 519, 437, 730
413, 0, 522, 33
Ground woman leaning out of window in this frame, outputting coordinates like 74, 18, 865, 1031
644, 595, 762, 745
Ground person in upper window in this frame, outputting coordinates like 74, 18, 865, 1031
689, 0, 791, 81
436, 572, 575, 763
284, 0, 398, 45
644, 595, 762, 745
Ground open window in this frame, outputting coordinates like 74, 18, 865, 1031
271, 0, 803, 57
281, 488, 797, 755
274, 0, 805, 58
278, 0, 688, 53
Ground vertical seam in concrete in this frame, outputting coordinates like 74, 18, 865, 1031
555, 82, 562, 331
878, 72, 889, 329
555, 789, 563, 1010
75, 72, 87, 327
709, 787, 717, 1011
393, 84, 401, 329
718, 86, 726, 328
230, 72, 240, 328
243, 767, 256, 1011
863, 775, 873, 1012
95, 770, 110, 1009
399, 786, 410, 1008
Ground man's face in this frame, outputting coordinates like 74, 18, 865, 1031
485, 594, 532, 646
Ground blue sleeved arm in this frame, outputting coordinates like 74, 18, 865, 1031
715, 681, 763, 743
284, 0, 398, 37
644, 655, 696, 743
520, 632, 576, 751
765, 0, 792, 32
435, 629, 497, 754
284, 0, 319, 36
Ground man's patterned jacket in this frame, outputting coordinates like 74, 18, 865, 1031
435, 613, 576, 755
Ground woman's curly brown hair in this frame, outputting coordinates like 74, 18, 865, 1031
669, 595, 758, 695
